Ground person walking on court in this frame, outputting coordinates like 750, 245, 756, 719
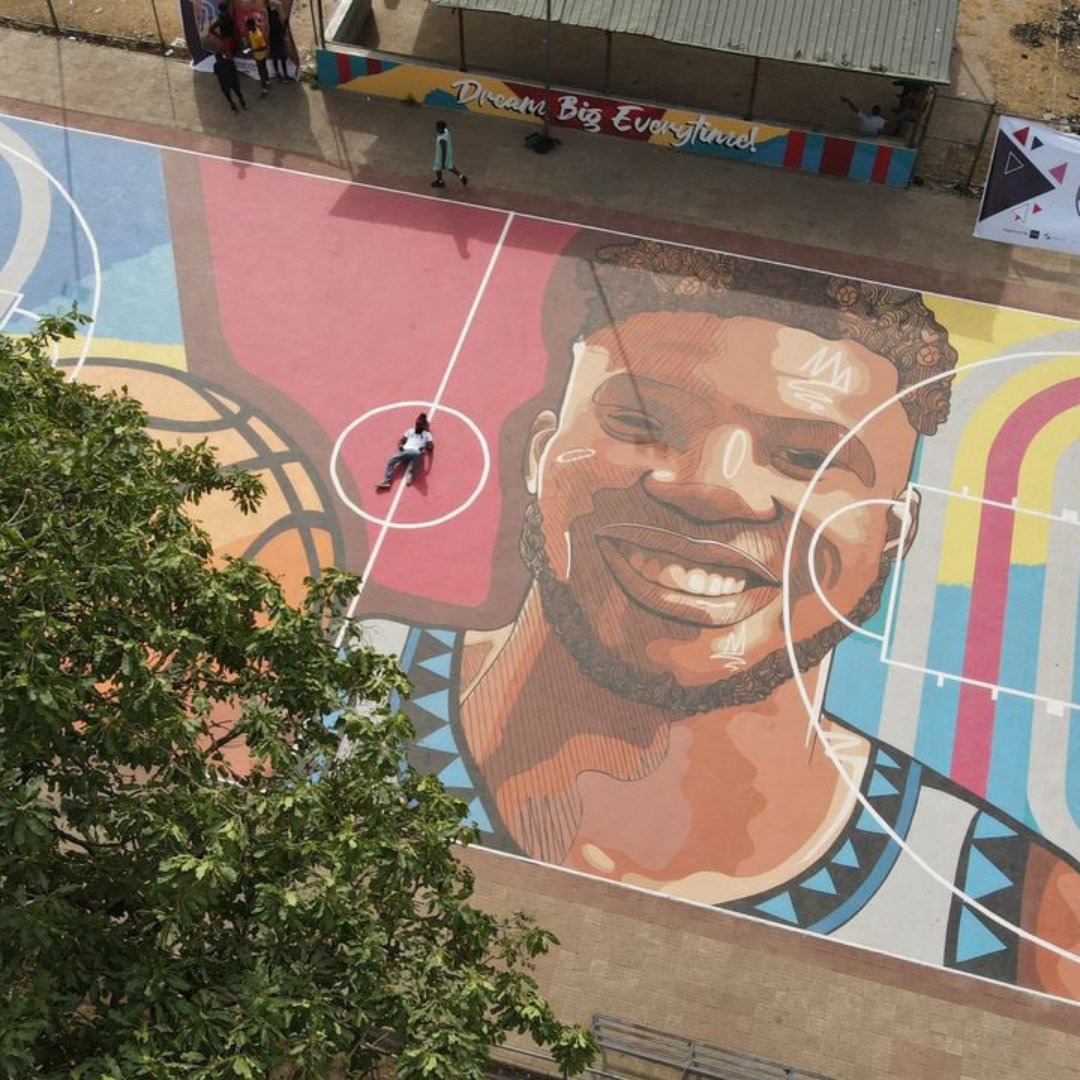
245, 17, 271, 96
377, 413, 434, 489
213, 50, 247, 113
432, 121, 468, 188
267, 1, 291, 81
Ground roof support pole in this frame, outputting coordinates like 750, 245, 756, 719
603, 29, 612, 93
963, 99, 997, 189
542, 0, 552, 138
457, 7, 467, 71
148, 0, 166, 49
744, 57, 760, 121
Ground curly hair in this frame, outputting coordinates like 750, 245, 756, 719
542, 236, 958, 435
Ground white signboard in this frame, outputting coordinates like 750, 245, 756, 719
974, 116, 1080, 255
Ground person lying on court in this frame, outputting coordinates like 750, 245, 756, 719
377, 413, 433, 489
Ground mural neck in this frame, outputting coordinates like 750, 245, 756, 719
460, 586, 871, 890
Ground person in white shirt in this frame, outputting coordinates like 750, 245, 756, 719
840, 96, 887, 137
377, 413, 434, 489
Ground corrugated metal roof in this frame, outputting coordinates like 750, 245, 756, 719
427, 0, 958, 83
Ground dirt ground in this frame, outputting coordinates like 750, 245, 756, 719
1, 0, 322, 66
955, 0, 1080, 121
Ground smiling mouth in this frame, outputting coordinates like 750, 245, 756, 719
596, 524, 782, 627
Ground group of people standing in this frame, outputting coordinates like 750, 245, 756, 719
209, 0, 293, 114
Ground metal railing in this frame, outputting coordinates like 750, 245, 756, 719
590, 1014, 833, 1080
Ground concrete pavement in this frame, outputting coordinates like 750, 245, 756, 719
2, 25, 1079, 319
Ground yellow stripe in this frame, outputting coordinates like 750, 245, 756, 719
55, 336, 188, 371
923, 295, 1073, 381
938, 356, 1080, 584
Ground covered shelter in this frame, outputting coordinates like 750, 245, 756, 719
427, 0, 957, 127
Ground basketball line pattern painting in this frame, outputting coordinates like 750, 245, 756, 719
3, 112, 1079, 1003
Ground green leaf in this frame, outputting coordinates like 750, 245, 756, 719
0, 309, 593, 1080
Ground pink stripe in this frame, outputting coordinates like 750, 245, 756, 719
951, 377, 1080, 794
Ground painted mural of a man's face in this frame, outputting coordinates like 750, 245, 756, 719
521, 239, 957, 714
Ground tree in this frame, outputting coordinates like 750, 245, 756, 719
0, 314, 597, 1080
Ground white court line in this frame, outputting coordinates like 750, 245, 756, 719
879, 657, 1078, 714
915, 481, 1080, 525
807, 487, 1080, 710
332, 211, 515, 648
783, 348, 1080, 975
805, 496, 902, 642
0, 132, 101, 380
877, 485, 915, 661
4, 110, 1080, 327
8, 111, 1080, 997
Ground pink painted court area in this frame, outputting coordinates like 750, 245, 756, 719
4, 112, 1080, 1006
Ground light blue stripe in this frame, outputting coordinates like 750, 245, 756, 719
810, 762, 922, 934
847, 141, 878, 182
1068, 589, 1080, 827
827, 561, 901, 740
400, 627, 422, 674
802, 133, 825, 173
886, 149, 917, 187
826, 636, 888, 739
986, 565, 1043, 828
913, 585, 971, 775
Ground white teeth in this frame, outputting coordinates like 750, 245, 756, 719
686, 569, 708, 594
626, 551, 749, 596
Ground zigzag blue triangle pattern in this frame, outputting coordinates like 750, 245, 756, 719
418, 652, 453, 679
964, 847, 1013, 900
755, 891, 798, 924
944, 810, 1028, 982
955, 907, 1007, 963
395, 623, 506, 847
729, 742, 918, 933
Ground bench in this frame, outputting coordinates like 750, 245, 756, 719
591, 1014, 832, 1080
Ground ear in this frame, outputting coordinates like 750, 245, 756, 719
883, 488, 920, 561
524, 410, 558, 496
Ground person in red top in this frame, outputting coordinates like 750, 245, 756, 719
208, 1, 239, 55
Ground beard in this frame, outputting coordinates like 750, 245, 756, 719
520, 500, 893, 715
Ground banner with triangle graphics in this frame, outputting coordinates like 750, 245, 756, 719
974, 116, 1080, 254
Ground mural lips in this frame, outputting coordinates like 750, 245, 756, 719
597, 523, 780, 627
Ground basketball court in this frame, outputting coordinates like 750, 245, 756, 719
3, 109, 1079, 1004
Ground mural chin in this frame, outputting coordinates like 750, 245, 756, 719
520, 500, 892, 711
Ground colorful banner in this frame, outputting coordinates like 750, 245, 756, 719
316, 50, 917, 187
177, 0, 299, 77
974, 117, 1080, 255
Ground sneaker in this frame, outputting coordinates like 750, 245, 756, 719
431, 179, 446, 188
405, 473, 414, 486
461, 174, 468, 187
231, 104, 238, 113
376, 480, 391, 490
